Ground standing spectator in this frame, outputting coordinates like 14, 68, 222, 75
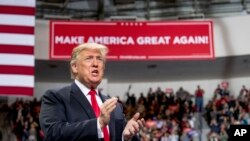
213, 84, 222, 98
239, 85, 248, 96
130, 94, 136, 107
220, 82, 230, 97
238, 85, 248, 104
138, 92, 147, 105
195, 85, 204, 112
176, 87, 188, 101
126, 93, 136, 107
147, 88, 155, 107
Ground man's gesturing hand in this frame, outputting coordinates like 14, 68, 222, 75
98, 97, 117, 128
122, 112, 145, 141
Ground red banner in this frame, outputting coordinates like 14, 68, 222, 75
50, 20, 214, 60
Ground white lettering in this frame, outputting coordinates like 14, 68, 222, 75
87, 36, 95, 43
120, 37, 127, 45
144, 37, 151, 45
173, 36, 208, 45
136, 36, 171, 45
137, 37, 144, 45
55, 36, 64, 44
110, 37, 116, 44
127, 37, 134, 45
55, 36, 84, 44
103, 36, 109, 44
234, 129, 247, 136
242, 129, 247, 135
87, 36, 134, 45
234, 129, 241, 136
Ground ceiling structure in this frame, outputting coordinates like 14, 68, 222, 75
35, 0, 250, 83
36, 0, 250, 21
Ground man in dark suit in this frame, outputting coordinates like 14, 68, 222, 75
39, 43, 145, 141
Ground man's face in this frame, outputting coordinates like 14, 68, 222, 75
72, 49, 105, 88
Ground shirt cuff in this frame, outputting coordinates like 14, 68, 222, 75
97, 118, 103, 138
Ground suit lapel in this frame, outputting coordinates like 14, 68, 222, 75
70, 83, 96, 118
71, 86, 117, 141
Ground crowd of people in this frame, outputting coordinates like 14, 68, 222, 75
123, 87, 198, 141
204, 84, 250, 141
0, 98, 43, 141
0, 83, 250, 141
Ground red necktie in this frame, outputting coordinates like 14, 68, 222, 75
89, 89, 110, 141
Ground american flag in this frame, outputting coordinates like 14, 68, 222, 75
0, 0, 35, 96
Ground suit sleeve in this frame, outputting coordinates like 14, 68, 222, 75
39, 89, 99, 141
116, 103, 140, 141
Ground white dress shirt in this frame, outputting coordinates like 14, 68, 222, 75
74, 79, 109, 138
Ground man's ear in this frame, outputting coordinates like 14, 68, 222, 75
71, 63, 77, 74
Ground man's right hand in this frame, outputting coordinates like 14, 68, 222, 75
98, 97, 118, 128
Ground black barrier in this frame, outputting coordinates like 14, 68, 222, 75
229, 125, 250, 141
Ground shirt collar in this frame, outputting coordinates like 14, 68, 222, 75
74, 79, 98, 96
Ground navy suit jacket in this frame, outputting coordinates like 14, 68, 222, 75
39, 83, 139, 141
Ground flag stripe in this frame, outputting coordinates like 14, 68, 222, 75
0, 65, 34, 75
0, 33, 34, 46
0, 6, 35, 15
0, 0, 35, 7
0, 74, 34, 87
0, 44, 34, 55
0, 25, 34, 34
0, 86, 33, 96
0, 0, 35, 96
0, 14, 35, 26
0, 54, 34, 67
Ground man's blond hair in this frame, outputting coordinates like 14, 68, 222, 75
70, 43, 108, 79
